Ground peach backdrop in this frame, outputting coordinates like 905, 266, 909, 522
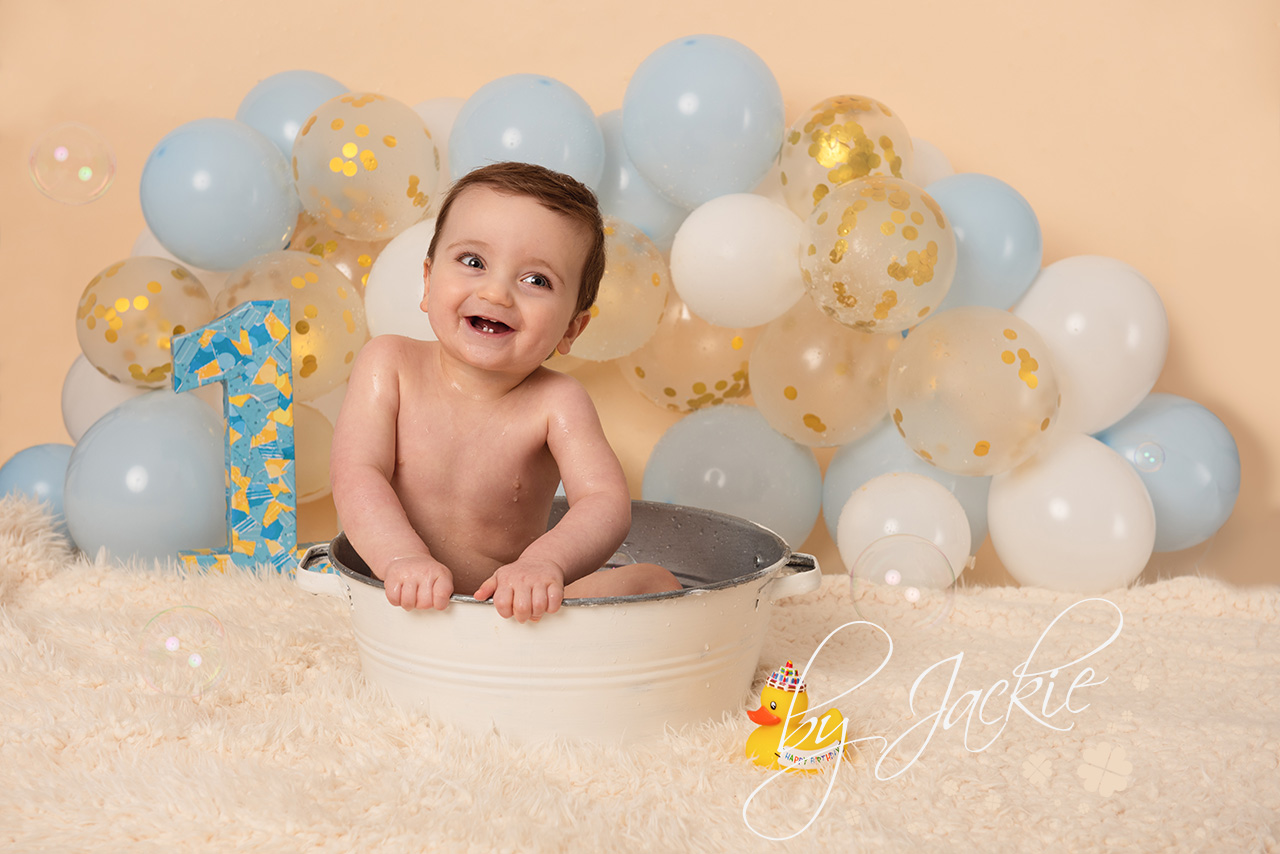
1, 0, 1276, 586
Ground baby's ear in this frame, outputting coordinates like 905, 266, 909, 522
555, 309, 591, 356
420, 258, 431, 312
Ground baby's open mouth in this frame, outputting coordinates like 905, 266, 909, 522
468, 316, 512, 334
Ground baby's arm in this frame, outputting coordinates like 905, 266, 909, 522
474, 375, 631, 621
329, 336, 453, 611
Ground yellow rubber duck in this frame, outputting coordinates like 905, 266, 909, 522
745, 660, 846, 772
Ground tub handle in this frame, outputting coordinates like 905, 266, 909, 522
763, 552, 822, 601
295, 542, 344, 598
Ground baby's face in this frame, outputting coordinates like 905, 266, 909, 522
422, 186, 592, 376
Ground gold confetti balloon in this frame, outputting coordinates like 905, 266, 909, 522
800, 175, 956, 334
74, 257, 215, 388
886, 306, 1060, 476
572, 217, 671, 362
292, 92, 440, 242
214, 251, 369, 402
749, 297, 900, 448
617, 295, 757, 413
290, 212, 389, 289
294, 401, 334, 504
779, 95, 914, 219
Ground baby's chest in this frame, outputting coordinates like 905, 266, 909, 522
394, 407, 557, 492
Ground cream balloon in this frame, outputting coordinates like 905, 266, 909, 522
290, 212, 389, 288
836, 472, 971, 581
215, 251, 368, 401
800, 176, 956, 333
988, 433, 1156, 593
363, 217, 438, 341
749, 297, 899, 447
751, 154, 786, 206
571, 217, 670, 362
617, 295, 756, 413
294, 402, 334, 504
1013, 256, 1169, 435
411, 96, 463, 214
131, 226, 228, 296
307, 380, 347, 428
293, 92, 439, 241
669, 193, 805, 329
779, 95, 913, 219
75, 256, 215, 388
904, 137, 954, 188
61, 354, 146, 442
887, 306, 1060, 476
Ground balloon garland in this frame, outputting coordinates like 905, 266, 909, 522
5, 34, 1241, 596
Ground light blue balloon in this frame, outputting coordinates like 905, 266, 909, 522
64, 391, 226, 563
0, 443, 74, 541
235, 69, 347, 158
596, 110, 688, 252
140, 118, 300, 271
643, 405, 821, 547
621, 35, 784, 209
449, 74, 605, 189
925, 173, 1043, 312
823, 419, 990, 552
1095, 393, 1240, 553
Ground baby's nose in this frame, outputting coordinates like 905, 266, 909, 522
477, 277, 514, 306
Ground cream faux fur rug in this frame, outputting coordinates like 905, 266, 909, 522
1, 495, 1277, 853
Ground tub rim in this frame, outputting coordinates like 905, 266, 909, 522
300, 499, 805, 608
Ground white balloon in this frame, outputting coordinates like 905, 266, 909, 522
364, 217, 438, 341
412, 96, 464, 214
988, 432, 1155, 593
904, 137, 954, 187
669, 193, 805, 328
131, 226, 228, 296
836, 472, 972, 580
1014, 256, 1168, 434
61, 355, 147, 443
307, 381, 346, 428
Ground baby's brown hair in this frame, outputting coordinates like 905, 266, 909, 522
427, 162, 606, 317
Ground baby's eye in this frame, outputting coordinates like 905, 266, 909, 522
458, 253, 484, 269
521, 273, 552, 289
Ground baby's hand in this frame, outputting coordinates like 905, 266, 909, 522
473, 558, 566, 623
382, 555, 454, 612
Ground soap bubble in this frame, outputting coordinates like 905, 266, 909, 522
849, 534, 956, 631
29, 122, 116, 204
139, 606, 227, 698
1133, 441, 1165, 472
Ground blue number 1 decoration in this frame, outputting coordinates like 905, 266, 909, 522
172, 299, 297, 572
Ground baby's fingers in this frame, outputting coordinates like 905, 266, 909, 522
546, 583, 564, 615
529, 586, 548, 623
431, 574, 453, 611
396, 578, 420, 611
473, 576, 496, 603
413, 577, 438, 611
492, 582, 515, 619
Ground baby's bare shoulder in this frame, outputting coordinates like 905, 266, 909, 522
355, 334, 432, 368
524, 366, 595, 410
